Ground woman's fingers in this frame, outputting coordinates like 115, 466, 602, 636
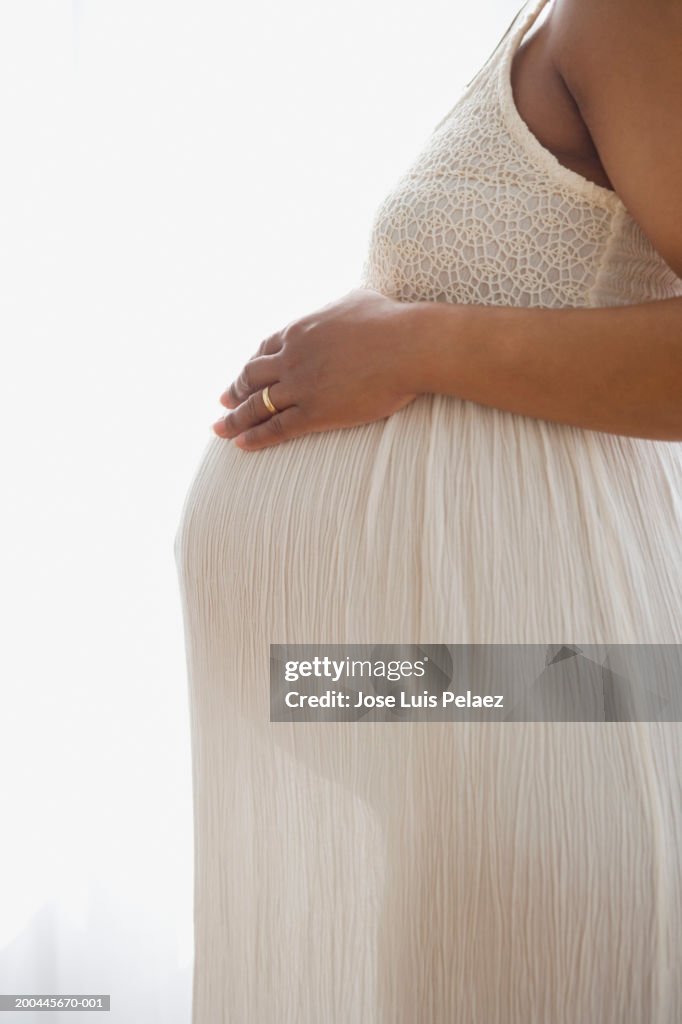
220, 353, 280, 409
258, 333, 284, 356
233, 406, 308, 450
213, 382, 291, 439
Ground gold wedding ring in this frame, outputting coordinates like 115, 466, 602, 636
261, 385, 278, 415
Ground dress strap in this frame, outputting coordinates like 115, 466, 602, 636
432, 0, 549, 133
463, 0, 535, 90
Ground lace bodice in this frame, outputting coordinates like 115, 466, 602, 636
360, 0, 682, 310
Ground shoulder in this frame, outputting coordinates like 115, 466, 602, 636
548, 0, 681, 83
548, 0, 682, 277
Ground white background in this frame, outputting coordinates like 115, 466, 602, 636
0, 1, 523, 1020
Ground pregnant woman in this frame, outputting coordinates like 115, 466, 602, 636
174, 0, 682, 1020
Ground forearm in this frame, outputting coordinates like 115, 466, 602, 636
397, 296, 682, 441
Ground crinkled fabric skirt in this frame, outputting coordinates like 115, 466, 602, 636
174, 393, 682, 1023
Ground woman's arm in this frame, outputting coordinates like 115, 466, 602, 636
398, 295, 682, 441
214, 287, 682, 448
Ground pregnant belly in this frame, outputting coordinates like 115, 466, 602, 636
175, 391, 681, 671
173, 389, 681, 800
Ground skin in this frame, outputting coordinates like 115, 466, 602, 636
212, 0, 682, 449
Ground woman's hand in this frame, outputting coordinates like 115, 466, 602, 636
212, 287, 422, 450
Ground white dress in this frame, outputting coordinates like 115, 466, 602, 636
174, 0, 682, 1020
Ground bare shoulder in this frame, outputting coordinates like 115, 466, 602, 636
547, 0, 682, 276
548, 0, 682, 94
